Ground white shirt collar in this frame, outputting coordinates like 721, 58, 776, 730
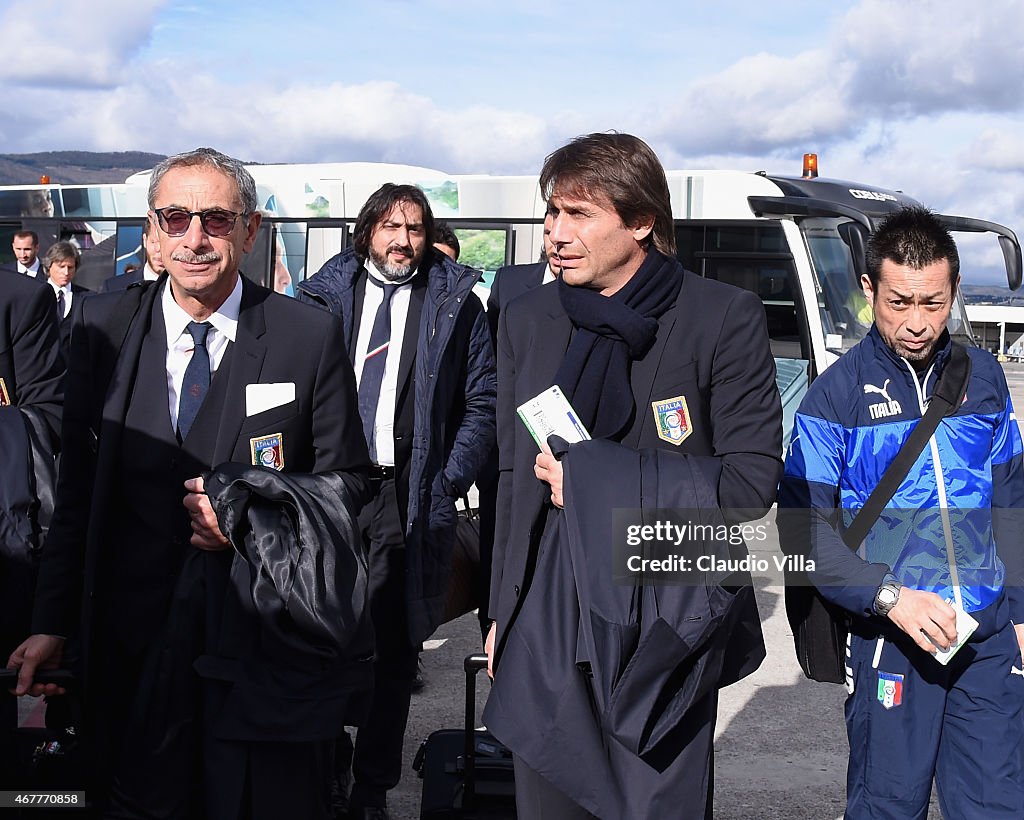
162, 274, 242, 348
367, 259, 417, 287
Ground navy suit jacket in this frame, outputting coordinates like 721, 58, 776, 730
486, 260, 548, 344
0, 263, 43, 280
53, 282, 92, 356
489, 265, 784, 662
0, 270, 63, 433
0, 271, 64, 659
102, 266, 147, 292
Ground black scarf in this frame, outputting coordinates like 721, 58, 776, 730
554, 248, 683, 440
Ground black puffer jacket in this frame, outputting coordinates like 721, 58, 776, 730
298, 247, 496, 643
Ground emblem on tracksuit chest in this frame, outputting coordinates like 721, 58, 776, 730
652, 395, 692, 445
864, 379, 903, 420
877, 671, 904, 709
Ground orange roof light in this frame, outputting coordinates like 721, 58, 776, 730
39, 175, 50, 185
802, 153, 818, 179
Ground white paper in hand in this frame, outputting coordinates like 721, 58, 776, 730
930, 600, 979, 666
517, 386, 590, 454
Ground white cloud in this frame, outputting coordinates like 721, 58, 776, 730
962, 128, 1024, 174
0, 0, 1020, 290
656, 50, 853, 155
2, 69, 552, 174
0, 0, 165, 88
651, 0, 1024, 160
840, 0, 1024, 116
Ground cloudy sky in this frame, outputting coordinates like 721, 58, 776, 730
1, 0, 1021, 282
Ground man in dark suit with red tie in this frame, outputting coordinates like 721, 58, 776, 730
8, 147, 371, 819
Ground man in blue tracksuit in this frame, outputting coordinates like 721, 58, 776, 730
779, 207, 1024, 819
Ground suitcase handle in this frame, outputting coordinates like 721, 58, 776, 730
463, 653, 489, 813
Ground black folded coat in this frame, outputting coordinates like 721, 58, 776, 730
197, 464, 374, 741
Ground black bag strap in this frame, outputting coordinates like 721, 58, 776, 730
842, 342, 971, 549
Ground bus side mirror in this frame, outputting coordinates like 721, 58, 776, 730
837, 221, 869, 281
999, 235, 1023, 291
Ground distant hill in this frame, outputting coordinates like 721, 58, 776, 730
962, 283, 1024, 305
0, 151, 166, 185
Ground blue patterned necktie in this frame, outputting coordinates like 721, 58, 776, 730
177, 321, 212, 440
357, 281, 399, 462
56, 289, 65, 319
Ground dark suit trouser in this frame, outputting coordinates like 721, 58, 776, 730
350, 477, 418, 809
100, 551, 333, 820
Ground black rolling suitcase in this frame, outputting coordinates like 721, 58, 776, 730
413, 654, 516, 819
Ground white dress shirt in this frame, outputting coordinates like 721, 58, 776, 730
354, 261, 416, 467
163, 275, 241, 430
19, 259, 41, 277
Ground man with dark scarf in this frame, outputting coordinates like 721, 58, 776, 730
484, 133, 783, 818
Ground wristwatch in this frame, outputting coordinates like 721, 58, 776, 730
873, 574, 902, 617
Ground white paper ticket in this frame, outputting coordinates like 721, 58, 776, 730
516, 386, 591, 454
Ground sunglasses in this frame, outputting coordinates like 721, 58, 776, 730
152, 207, 246, 238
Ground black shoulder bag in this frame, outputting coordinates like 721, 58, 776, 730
785, 342, 971, 683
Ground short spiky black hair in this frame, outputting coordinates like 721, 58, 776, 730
866, 206, 959, 288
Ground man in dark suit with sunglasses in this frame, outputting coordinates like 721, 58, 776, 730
8, 148, 370, 820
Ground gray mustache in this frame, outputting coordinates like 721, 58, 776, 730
172, 251, 222, 264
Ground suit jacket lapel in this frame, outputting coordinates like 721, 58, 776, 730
97, 281, 161, 456
347, 272, 368, 360
90, 281, 163, 532
211, 279, 268, 465
533, 293, 573, 395
395, 275, 427, 401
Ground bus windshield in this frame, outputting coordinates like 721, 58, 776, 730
800, 218, 873, 354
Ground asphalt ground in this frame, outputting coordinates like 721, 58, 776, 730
17, 363, 1024, 818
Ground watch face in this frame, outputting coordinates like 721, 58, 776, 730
878, 587, 898, 606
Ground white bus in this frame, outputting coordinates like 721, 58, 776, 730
2, 155, 1018, 445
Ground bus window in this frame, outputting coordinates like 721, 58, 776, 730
73, 221, 118, 290
0, 188, 59, 218
304, 223, 348, 285
801, 218, 873, 353
113, 222, 146, 278
676, 222, 806, 359
452, 227, 509, 289
0, 222, 19, 265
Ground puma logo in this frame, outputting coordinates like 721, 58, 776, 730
864, 379, 902, 420
864, 380, 893, 403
